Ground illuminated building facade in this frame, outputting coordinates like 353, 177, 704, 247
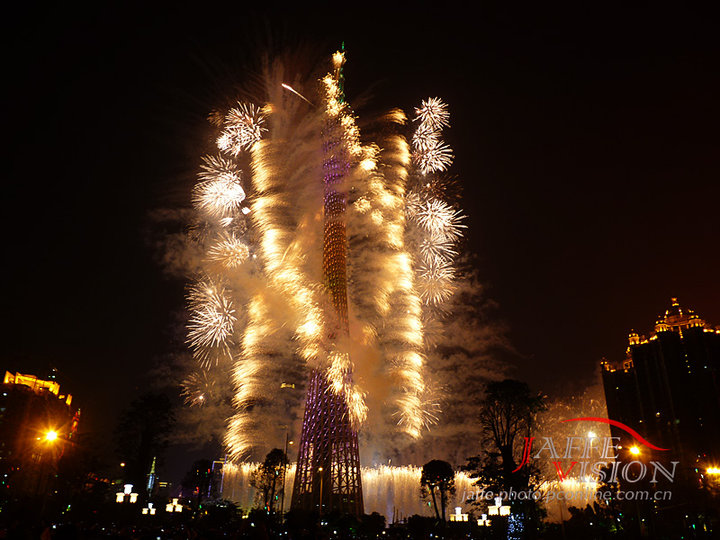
601, 298, 720, 471
0, 371, 79, 497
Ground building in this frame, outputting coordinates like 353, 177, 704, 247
602, 298, 720, 473
0, 371, 80, 498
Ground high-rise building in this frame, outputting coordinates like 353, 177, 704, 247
602, 298, 720, 473
0, 371, 80, 497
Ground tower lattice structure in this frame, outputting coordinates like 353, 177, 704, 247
291, 52, 364, 516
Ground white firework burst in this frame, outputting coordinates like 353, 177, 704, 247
411, 123, 441, 153
217, 103, 266, 155
418, 235, 458, 262
187, 280, 237, 351
417, 259, 456, 305
414, 199, 465, 242
415, 139, 454, 174
207, 233, 250, 268
414, 97, 450, 130
193, 155, 246, 218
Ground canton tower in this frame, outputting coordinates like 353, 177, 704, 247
291, 48, 364, 516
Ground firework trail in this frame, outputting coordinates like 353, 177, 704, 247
179, 52, 471, 461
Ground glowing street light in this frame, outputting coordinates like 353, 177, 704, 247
707, 467, 720, 475
449, 506, 468, 522
629, 446, 641, 456
142, 502, 156, 515
45, 430, 58, 442
116, 483, 139, 504
318, 466, 324, 514
166, 498, 183, 513
488, 496, 511, 516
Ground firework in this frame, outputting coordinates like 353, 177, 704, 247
181, 369, 217, 406
417, 259, 456, 305
193, 155, 246, 218
178, 52, 469, 461
207, 233, 250, 268
415, 97, 450, 130
414, 199, 465, 242
412, 97, 454, 174
187, 279, 236, 366
217, 103, 266, 155
405, 97, 464, 311
415, 139, 454, 174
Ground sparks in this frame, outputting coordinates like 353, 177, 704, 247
414, 199, 465, 242
281, 83, 314, 106
193, 155, 246, 218
178, 54, 471, 461
207, 233, 250, 268
187, 280, 236, 365
217, 103, 266, 155
181, 370, 216, 406
414, 97, 450, 130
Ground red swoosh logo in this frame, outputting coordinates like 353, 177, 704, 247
561, 417, 669, 451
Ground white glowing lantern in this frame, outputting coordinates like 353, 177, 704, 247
478, 513, 490, 527
123, 484, 133, 495
115, 492, 124, 503
129, 493, 138, 504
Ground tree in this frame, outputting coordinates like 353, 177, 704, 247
465, 379, 546, 538
250, 448, 287, 513
115, 393, 175, 494
478, 379, 545, 489
181, 459, 213, 507
420, 459, 455, 522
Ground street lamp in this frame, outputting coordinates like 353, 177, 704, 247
488, 496, 511, 516
166, 498, 183, 513
449, 507, 468, 522
280, 437, 293, 514
116, 483, 138, 504
629, 445, 641, 456
45, 430, 58, 442
142, 502, 156, 515
318, 467, 324, 515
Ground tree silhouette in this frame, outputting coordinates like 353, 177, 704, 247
478, 379, 545, 489
115, 393, 175, 493
181, 458, 213, 507
250, 448, 287, 513
465, 379, 546, 538
420, 459, 455, 521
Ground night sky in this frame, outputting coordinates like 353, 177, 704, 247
4, 3, 719, 478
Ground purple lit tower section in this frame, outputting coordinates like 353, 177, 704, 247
291, 53, 364, 516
